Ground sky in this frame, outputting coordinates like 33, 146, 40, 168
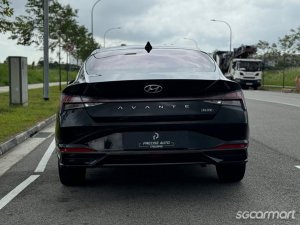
0, 0, 300, 64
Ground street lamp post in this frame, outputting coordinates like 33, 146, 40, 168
103, 27, 121, 48
184, 37, 199, 49
211, 19, 232, 52
91, 0, 102, 40
43, 0, 49, 100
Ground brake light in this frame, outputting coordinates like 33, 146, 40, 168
59, 147, 96, 153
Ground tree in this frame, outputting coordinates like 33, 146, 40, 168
67, 24, 99, 61
279, 34, 296, 55
257, 40, 280, 58
290, 27, 300, 52
10, 0, 100, 61
11, 0, 77, 48
0, 0, 13, 33
256, 41, 280, 69
256, 40, 270, 55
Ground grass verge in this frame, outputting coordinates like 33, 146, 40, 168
0, 86, 63, 143
0, 63, 77, 86
263, 67, 300, 87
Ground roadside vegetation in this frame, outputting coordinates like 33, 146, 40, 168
0, 86, 64, 143
0, 0, 13, 33
256, 26, 300, 90
0, 63, 77, 86
262, 67, 300, 88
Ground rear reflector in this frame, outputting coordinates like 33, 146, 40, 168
215, 143, 248, 150
59, 147, 96, 153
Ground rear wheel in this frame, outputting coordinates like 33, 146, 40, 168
216, 163, 246, 182
58, 162, 86, 186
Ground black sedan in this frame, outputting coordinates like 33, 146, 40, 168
55, 44, 249, 185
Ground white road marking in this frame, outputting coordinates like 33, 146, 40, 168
0, 175, 40, 210
0, 124, 55, 178
246, 97, 300, 108
295, 166, 300, 170
34, 139, 56, 173
0, 138, 49, 177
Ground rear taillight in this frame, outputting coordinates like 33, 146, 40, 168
204, 90, 247, 110
60, 94, 84, 110
221, 90, 246, 109
60, 94, 102, 111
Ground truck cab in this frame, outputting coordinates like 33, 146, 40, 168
228, 58, 263, 90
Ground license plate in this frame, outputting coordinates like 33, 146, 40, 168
123, 131, 188, 150
246, 83, 252, 85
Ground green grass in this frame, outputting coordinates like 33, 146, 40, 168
0, 63, 77, 144
0, 63, 77, 86
262, 67, 300, 87
0, 86, 64, 143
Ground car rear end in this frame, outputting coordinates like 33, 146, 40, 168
55, 47, 249, 185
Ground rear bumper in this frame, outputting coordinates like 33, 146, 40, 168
56, 101, 249, 168
57, 148, 248, 167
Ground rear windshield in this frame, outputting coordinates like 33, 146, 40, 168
85, 48, 215, 76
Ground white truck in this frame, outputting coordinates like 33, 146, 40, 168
227, 58, 263, 90
213, 45, 263, 89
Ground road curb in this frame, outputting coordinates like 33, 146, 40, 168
0, 115, 56, 156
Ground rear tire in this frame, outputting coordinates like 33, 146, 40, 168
58, 162, 86, 186
216, 163, 246, 182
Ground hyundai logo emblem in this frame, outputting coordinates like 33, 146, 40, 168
144, 84, 163, 94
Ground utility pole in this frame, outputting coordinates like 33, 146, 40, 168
58, 37, 61, 91
43, 0, 49, 100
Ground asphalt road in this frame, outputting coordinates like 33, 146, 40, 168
0, 90, 299, 225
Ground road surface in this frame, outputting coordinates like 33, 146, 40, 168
0, 90, 299, 225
